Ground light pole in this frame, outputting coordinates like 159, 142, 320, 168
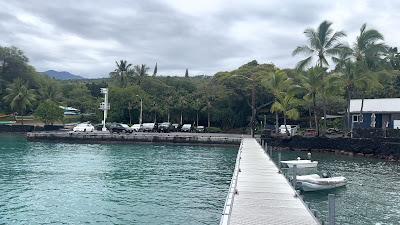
100, 88, 110, 131
136, 95, 143, 124
233, 74, 256, 138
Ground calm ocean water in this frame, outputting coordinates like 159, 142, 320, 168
0, 134, 237, 225
271, 149, 400, 225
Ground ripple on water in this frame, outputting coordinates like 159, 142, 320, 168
0, 135, 237, 225
273, 150, 400, 225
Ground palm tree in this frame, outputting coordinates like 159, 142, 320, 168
263, 70, 293, 133
320, 75, 341, 134
270, 94, 300, 135
300, 67, 325, 134
134, 64, 149, 77
340, 61, 382, 130
353, 23, 387, 70
111, 60, 132, 87
385, 47, 400, 70
133, 64, 149, 85
293, 20, 346, 70
38, 81, 61, 102
3, 78, 36, 124
332, 47, 353, 71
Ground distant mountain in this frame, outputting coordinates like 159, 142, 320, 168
42, 70, 85, 80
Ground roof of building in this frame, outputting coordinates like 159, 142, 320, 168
59, 106, 79, 111
350, 98, 400, 113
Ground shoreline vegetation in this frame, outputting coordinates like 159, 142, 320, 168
1, 20, 399, 135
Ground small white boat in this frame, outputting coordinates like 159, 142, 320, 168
280, 157, 318, 168
296, 174, 347, 192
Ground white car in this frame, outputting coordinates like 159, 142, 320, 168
142, 123, 156, 132
181, 124, 192, 132
131, 124, 142, 132
73, 123, 95, 132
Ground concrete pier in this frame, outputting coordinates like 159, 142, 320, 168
220, 138, 320, 225
26, 131, 245, 145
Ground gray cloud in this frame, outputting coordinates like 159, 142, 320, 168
0, 0, 399, 78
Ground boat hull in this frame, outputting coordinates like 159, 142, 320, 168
296, 174, 347, 192
280, 160, 318, 168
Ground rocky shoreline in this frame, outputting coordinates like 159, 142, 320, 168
264, 136, 400, 161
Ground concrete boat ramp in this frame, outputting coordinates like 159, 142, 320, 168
220, 138, 320, 225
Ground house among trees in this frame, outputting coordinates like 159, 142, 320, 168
59, 106, 80, 116
350, 98, 400, 129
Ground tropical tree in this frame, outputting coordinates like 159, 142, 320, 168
353, 23, 387, 70
300, 67, 325, 134
35, 100, 64, 125
3, 78, 36, 124
332, 47, 353, 71
339, 61, 382, 129
153, 62, 158, 76
262, 70, 293, 133
270, 94, 300, 135
37, 80, 62, 102
319, 75, 341, 134
185, 68, 189, 78
385, 47, 400, 70
292, 20, 346, 70
110, 60, 132, 87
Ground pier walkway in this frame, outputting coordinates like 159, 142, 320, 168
220, 138, 319, 225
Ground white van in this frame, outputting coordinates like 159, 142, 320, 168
279, 125, 298, 136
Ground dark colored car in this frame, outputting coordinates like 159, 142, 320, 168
158, 122, 172, 133
195, 126, 205, 133
109, 123, 132, 133
171, 123, 180, 132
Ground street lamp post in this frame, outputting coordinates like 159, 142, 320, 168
136, 95, 143, 124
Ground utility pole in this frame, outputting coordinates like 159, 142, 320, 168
100, 88, 110, 131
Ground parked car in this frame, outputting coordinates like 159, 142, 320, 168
181, 124, 192, 132
279, 125, 298, 136
171, 123, 180, 132
73, 123, 95, 132
109, 123, 132, 133
142, 123, 156, 132
131, 124, 143, 132
158, 122, 172, 132
304, 129, 317, 137
195, 126, 205, 133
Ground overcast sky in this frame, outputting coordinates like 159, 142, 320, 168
0, 0, 399, 78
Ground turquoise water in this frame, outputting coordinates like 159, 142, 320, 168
272, 150, 400, 225
0, 134, 237, 224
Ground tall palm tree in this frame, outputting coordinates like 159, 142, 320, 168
3, 78, 36, 124
134, 64, 149, 77
353, 23, 387, 70
262, 70, 293, 133
111, 60, 132, 87
340, 61, 382, 130
270, 94, 300, 135
293, 20, 346, 70
300, 67, 325, 134
320, 75, 341, 134
332, 47, 353, 71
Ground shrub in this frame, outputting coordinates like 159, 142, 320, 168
207, 127, 222, 133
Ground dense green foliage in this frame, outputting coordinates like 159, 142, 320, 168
1, 20, 400, 134
35, 100, 64, 125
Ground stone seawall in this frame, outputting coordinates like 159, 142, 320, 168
265, 136, 400, 160
26, 131, 244, 146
